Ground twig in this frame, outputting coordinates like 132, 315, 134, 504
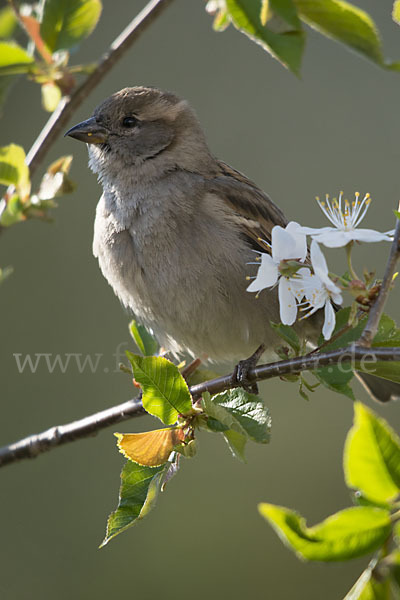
0, 0, 174, 224
1, 345, 399, 468
0, 396, 145, 467
358, 205, 400, 347
26, 0, 175, 177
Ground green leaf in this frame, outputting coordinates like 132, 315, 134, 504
314, 367, 355, 399
318, 306, 366, 350
259, 504, 391, 561
0, 144, 29, 193
0, 193, 24, 226
314, 309, 400, 387
100, 460, 167, 547
393, 1, 400, 26
355, 579, 391, 600
271, 321, 300, 353
344, 557, 387, 600
40, 0, 102, 53
226, 0, 305, 74
41, 81, 61, 112
126, 353, 192, 425
0, 42, 34, 75
223, 429, 247, 461
202, 387, 271, 444
295, 0, 385, 66
129, 320, 159, 356
269, 0, 301, 29
0, 7, 17, 39
344, 402, 400, 504
372, 314, 400, 347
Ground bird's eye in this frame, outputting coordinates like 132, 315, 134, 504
121, 116, 139, 128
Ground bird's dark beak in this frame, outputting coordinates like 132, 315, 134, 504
65, 117, 108, 144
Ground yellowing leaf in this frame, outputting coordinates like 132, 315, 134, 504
115, 428, 185, 467
0, 144, 30, 198
41, 81, 62, 112
393, 1, 400, 25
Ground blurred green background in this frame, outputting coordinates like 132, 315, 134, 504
1, 0, 400, 598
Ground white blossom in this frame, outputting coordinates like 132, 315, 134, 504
297, 241, 343, 340
295, 192, 393, 248
246, 222, 307, 325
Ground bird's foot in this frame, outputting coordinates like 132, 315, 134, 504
232, 344, 266, 395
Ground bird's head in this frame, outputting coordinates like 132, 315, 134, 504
65, 86, 213, 180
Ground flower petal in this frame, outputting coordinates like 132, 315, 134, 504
352, 229, 394, 243
310, 240, 329, 276
247, 254, 278, 292
278, 277, 297, 325
293, 225, 336, 236
312, 230, 353, 248
272, 223, 307, 262
285, 222, 308, 261
322, 301, 336, 340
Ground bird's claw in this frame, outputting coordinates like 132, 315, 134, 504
232, 344, 266, 395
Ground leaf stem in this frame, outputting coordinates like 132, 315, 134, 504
345, 241, 359, 280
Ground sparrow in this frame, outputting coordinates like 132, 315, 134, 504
66, 86, 398, 402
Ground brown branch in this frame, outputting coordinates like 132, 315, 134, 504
26, 0, 175, 176
1, 345, 399, 468
0, 0, 175, 224
358, 204, 400, 347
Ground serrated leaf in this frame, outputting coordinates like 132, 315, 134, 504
223, 429, 247, 461
115, 428, 185, 467
100, 460, 167, 547
202, 388, 271, 443
40, 0, 102, 53
295, 0, 384, 66
269, 0, 301, 29
372, 314, 400, 346
0, 7, 17, 39
126, 353, 192, 425
0, 144, 30, 196
259, 504, 391, 561
314, 365, 355, 400
271, 321, 300, 353
41, 81, 62, 112
129, 320, 159, 356
203, 415, 229, 432
344, 402, 400, 504
226, 0, 305, 74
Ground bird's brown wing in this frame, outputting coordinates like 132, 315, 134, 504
205, 159, 288, 252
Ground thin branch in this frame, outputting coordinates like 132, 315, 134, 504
358, 205, 400, 347
1, 345, 399, 468
26, 0, 175, 176
0, 0, 174, 224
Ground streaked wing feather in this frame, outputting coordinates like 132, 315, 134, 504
206, 159, 287, 252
